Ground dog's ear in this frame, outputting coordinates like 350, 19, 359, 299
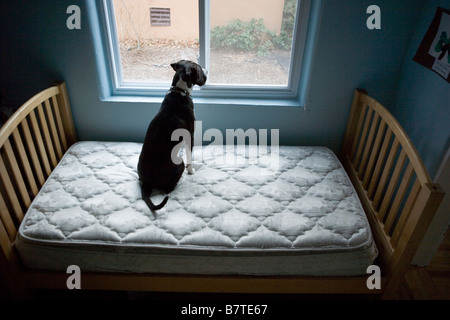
195, 65, 207, 86
181, 68, 194, 88
171, 60, 188, 72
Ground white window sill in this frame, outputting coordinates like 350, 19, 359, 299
101, 94, 306, 108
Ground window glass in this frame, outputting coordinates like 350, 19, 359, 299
112, 0, 297, 87
209, 0, 297, 86
112, 0, 199, 83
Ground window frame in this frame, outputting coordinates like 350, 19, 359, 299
93, 0, 313, 106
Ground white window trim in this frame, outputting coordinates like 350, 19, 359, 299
91, 0, 313, 107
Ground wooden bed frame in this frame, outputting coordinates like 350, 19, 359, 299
0, 82, 444, 299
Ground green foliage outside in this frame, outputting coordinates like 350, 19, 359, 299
210, 0, 297, 57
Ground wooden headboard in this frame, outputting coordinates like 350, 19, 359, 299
340, 89, 444, 297
0, 82, 77, 252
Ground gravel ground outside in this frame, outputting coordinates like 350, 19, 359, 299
119, 40, 291, 86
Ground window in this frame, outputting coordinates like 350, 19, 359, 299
94, 0, 313, 105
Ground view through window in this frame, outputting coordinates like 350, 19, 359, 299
112, 0, 298, 87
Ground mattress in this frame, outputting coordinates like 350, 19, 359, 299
16, 141, 377, 276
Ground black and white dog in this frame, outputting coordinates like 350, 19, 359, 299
138, 60, 207, 211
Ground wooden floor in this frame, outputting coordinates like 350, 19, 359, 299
395, 227, 450, 300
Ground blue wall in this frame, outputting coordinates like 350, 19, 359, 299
390, 0, 450, 178
3, 0, 446, 176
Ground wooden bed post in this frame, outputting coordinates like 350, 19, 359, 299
55, 82, 77, 147
0, 225, 29, 298
382, 183, 444, 299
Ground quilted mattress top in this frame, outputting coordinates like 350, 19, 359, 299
19, 142, 374, 254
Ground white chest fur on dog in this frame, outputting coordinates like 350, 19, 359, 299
16, 141, 377, 276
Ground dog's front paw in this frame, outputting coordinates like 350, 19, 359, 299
186, 164, 195, 175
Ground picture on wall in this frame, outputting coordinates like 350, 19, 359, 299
413, 7, 450, 83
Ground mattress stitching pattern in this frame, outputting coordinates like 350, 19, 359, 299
19, 141, 374, 253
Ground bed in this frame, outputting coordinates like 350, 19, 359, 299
0, 82, 444, 299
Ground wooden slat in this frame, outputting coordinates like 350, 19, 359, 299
0, 192, 16, 241
358, 112, 380, 180
0, 156, 24, 222
378, 148, 407, 220
354, 107, 374, 171
55, 82, 77, 147
20, 119, 45, 187
384, 162, 414, 234
341, 89, 368, 158
373, 137, 399, 209
351, 103, 369, 162
363, 119, 386, 189
51, 95, 68, 151
11, 129, 39, 197
390, 180, 420, 247
36, 104, 57, 168
29, 110, 52, 177
2, 139, 31, 208
368, 127, 392, 199
44, 98, 63, 159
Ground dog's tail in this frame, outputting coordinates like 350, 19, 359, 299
141, 185, 169, 211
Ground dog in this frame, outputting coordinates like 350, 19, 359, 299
138, 60, 207, 211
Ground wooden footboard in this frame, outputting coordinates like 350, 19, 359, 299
340, 89, 444, 298
0, 84, 444, 299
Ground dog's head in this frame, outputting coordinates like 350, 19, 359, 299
170, 60, 207, 88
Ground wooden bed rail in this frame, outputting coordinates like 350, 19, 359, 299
0, 82, 77, 295
341, 89, 444, 298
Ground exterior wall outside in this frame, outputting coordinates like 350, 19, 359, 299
113, 0, 285, 42
210, 0, 284, 33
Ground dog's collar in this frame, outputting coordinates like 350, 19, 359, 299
168, 86, 191, 97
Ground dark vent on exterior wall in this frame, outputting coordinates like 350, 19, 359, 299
150, 7, 170, 26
